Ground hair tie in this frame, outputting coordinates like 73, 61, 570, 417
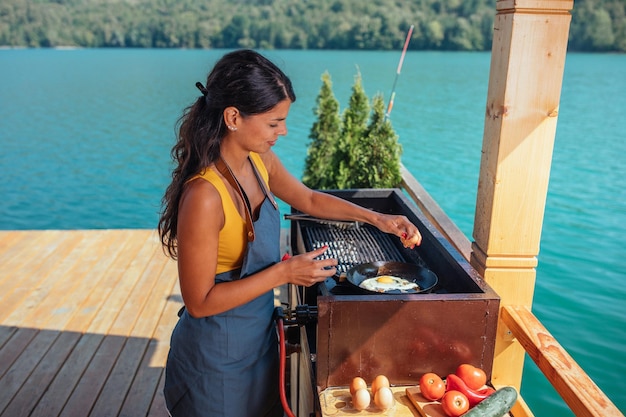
195, 81, 208, 97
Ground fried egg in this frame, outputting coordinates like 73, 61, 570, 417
359, 275, 420, 293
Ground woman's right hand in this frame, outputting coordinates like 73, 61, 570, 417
280, 245, 337, 287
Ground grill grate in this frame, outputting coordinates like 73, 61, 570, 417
301, 223, 407, 274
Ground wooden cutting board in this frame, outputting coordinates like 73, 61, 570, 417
405, 386, 514, 417
319, 385, 514, 416
318, 385, 421, 416
404, 386, 448, 417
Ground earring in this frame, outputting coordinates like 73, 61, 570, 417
227, 125, 237, 131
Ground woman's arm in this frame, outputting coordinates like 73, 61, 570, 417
264, 151, 422, 247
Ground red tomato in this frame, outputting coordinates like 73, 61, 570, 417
455, 364, 487, 390
440, 390, 469, 417
419, 372, 445, 401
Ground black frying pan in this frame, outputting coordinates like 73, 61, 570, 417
341, 261, 438, 295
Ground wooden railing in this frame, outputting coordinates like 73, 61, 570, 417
400, 166, 623, 417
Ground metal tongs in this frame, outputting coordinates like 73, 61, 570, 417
283, 213, 361, 230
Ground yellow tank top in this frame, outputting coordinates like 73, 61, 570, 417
193, 152, 270, 274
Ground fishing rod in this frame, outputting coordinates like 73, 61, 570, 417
385, 25, 414, 120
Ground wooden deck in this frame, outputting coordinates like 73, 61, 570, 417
0, 229, 288, 417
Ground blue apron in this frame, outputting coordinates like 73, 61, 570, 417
164, 163, 283, 417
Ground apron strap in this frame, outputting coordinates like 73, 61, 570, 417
249, 157, 278, 210
214, 157, 256, 242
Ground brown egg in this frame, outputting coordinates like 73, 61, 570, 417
370, 374, 390, 394
349, 376, 367, 396
352, 387, 371, 411
374, 386, 394, 410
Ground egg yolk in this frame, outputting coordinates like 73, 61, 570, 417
376, 276, 395, 284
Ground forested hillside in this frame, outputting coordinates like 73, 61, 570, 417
0, 0, 623, 52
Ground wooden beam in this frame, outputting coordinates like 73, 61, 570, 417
470, 0, 574, 391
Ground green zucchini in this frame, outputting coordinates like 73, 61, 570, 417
462, 386, 517, 417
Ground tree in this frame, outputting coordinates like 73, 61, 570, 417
0, 0, 623, 51
302, 72, 342, 189
583, 8, 615, 50
335, 71, 370, 188
303, 71, 403, 190
359, 93, 402, 188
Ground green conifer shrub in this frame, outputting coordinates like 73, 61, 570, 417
303, 72, 402, 189
302, 72, 341, 189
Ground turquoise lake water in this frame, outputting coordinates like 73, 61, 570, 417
1, 49, 624, 415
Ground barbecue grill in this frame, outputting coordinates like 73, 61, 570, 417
286, 189, 500, 416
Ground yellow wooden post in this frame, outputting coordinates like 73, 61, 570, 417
470, 0, 574, 392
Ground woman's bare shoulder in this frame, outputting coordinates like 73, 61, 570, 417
179, 177, 224, 226
257, 150, 280, 175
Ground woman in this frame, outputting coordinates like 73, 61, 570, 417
158, 49, 422, 417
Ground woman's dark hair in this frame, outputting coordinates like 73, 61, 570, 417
158, 49, 296, 258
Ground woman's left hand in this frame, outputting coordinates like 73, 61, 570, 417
376, 214, 422, 249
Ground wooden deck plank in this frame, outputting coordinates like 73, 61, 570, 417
0, 231, 88, 324
58, 334, 128, 417
129, 254, 179, 339
0, 329, 59, 411
19, 230, 124, 329
0, 230, 50, 291
0, 231, 26, 257
90, 336, 152, 417
120, 261, 180, 417
0, 230, 81, 288
147, 370, 168, 417
106, 248, 168, 337
0, 229, 283, 417
0, 231, 56, 280
63, 229, 153, 333
0, 328, 39, 379
29, 333, 105, 417
120, 339, 165, 417
0, 231, 132, 415
0, 229, 173, 417
24, 231, 159, 417
87, 232, 162, 336
90, 252, 178, 416
59, 232, 167, 416
145, 267, 183, 417
2, 331, 82, 417
0, 326, 18, 351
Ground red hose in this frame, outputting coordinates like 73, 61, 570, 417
277, 317, 296, 417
